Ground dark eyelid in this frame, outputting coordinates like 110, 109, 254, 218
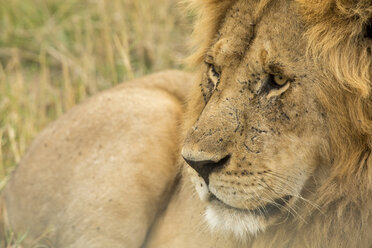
267, 63, 284, 75
265, 63, 295, 83
210, 64, 220, 77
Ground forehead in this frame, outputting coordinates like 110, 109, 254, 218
210, 0, 305, 69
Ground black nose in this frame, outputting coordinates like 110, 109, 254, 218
183, 155, 230, 185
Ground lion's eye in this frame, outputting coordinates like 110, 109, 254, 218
210, 64, 220, 78
272, 74, 289, 87
200, 63, 221, 103
207, 64, 220, 91
264, 74, 291, 99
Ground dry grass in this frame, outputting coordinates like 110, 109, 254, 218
0, 0, 191, 246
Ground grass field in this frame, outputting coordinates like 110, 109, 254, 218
0, 0, 191, 246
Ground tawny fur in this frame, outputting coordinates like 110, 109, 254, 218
1, 0, 371, 247
159, 0, 371, 247
1, 71, 194, 247
202, 1, 369, 247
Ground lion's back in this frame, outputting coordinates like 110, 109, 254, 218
2, 70, 193, 247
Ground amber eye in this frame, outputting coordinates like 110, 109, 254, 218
265, 74, 291, 90
272, 74, 289, 87
264, 74, 291, 98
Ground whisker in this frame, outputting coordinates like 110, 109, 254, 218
258, 181, 306, 223
234, 181, 300, 220
240, 184, 269, 215
263, 175, 323, 213
265, 171, 315, 195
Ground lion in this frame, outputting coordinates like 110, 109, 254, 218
1, 0, 371, 247
0, 70, 193, 247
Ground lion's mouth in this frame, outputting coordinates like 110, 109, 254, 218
209, 194, 292, 216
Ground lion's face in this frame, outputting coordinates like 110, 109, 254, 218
182, 0, 329, 236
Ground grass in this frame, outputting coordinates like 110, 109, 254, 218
0, 0, 191, 246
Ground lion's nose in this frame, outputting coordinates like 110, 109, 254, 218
182, 153, 230, 185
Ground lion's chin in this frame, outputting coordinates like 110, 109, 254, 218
192, 176, 266, 237
191, 173, 287, 237
204, 202, 267, 238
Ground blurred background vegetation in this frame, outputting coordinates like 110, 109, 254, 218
0, 0, 191, 188
0, 0, 191, 245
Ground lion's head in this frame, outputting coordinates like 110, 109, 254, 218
181, 0, 371, 245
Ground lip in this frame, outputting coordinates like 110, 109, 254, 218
209, 194, 292, 216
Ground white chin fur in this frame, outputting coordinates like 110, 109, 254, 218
205, 205, 266, 239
